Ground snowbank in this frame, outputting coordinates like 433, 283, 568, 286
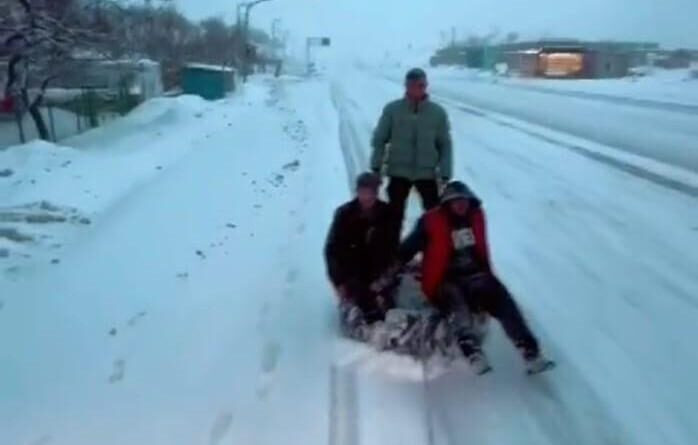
0, 75, 348, 445
0, 92, 252, 270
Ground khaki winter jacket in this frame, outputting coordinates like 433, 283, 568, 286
371, 97, 453, 180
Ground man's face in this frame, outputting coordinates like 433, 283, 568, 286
406, 78, 428, 100
357, 187, 378, 209
448, 198, 470, 216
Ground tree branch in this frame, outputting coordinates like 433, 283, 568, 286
17, 0, 32, 14
29, 75, 55, 109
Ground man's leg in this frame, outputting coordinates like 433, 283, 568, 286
465, 274, 540, 357
386, 177, 413, 239
438, 280, 491, 374
414, 179, 441, 211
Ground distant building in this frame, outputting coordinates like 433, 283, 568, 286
653, 50, 693, 69
431, 39, 658, 79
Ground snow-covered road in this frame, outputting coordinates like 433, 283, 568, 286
384, 70, 698, 173
332, 68, 698, 445
3, 70, 698, 445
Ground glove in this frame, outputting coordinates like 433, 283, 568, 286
334, 284, 348, 301
439, 177, 450, 192
370, 262, 403, 294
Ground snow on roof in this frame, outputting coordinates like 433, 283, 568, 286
185, 63, 236, 73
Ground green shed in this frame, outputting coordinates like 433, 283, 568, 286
181, 64, 236, 100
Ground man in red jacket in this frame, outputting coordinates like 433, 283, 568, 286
392, 181, 554, 375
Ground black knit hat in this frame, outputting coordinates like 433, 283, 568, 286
356, 172, 382, 190
405, 68, 427, 82
441, 180, 480, 206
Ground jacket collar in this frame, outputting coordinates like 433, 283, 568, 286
403, 94, 430, 112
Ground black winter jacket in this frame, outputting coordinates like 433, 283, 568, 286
324, 199, 396, 286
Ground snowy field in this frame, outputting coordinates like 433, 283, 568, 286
2, 67, 698, 445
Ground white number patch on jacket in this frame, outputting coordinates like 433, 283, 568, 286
452, 228, 476, 249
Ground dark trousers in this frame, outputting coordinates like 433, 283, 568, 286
387, 177, 440, 237
440, 273, 539, 357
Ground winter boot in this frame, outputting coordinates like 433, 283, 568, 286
467, 351, 493, 375
520, 347, 556, 375
458, 337, 492, 375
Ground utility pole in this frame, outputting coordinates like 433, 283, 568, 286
238, 0, 273, 83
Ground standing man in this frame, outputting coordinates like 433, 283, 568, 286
371, 67, 453, 239
325, 172, 397, 341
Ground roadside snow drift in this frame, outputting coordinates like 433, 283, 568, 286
0, 94, 224, 270
0, 76, 349, 445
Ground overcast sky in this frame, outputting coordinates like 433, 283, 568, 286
176, 0, 698, 58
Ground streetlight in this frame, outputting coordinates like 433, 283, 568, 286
238, 0, 273, 82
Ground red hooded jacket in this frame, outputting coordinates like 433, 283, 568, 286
399, 206, 492, 303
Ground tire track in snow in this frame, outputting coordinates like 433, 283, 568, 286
328, 363, 361, 445
330, 82, 369, 187
330, 72, 634, 445
328, 80, 440, 445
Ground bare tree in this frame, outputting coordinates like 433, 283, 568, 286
1, 0, 107, 140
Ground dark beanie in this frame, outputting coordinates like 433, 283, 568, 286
405, 68, 427, 82
356, 172, 382, 190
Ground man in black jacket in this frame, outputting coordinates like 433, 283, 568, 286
325, 172, 397, 339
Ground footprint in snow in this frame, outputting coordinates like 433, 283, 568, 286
50, 258, 60, 265
209, 412, 234, 445
176, 272, 189, 279
282, 160, 301, 172
196, 250, 206, 259
108, 328, 117, 337
296, 223, 306, 235
285, 268, 300, 285
108, 359, 126, 383
261, 342, 282, 372
30, 435, 52, 445
127, 311, 147, 327
257, 342, 282, 399
226, 223, 237, 229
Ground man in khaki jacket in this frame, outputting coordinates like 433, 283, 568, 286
371, 68, 453, 238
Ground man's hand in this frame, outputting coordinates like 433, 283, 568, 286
439, 177, 450, 192
335, 284, 348, 301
